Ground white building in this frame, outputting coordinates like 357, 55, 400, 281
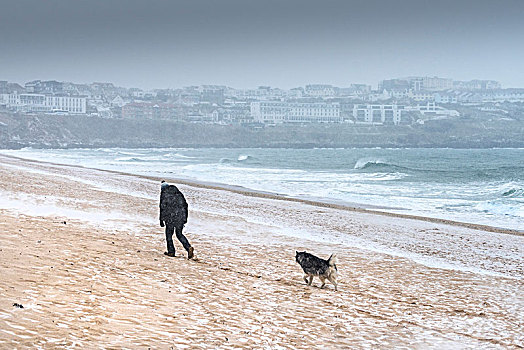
0, 93, 8, 107
251, 101, 341, 123
387, 89, 411, 99
352, 104, 403, 125
453, 80, 501, 90
227, 86, 285, 100
410, 91, 435, 102
395, 76, 453, 91
434, 93, 458, 104
480, 90, 524, 102
5, 92, 87, 114
305, 84, 336, 97
405, 102, 459, 118
111, 95, 126, 107
422, 76, 453, 91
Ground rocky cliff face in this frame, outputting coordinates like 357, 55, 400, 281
0, 112, 523, 149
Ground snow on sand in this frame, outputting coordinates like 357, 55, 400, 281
0, 154, 523, 348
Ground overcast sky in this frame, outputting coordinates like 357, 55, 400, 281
1, 0, 523, 89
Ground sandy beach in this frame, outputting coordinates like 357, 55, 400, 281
0, 154, 523, 349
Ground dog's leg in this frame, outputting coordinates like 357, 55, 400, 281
319, 276, 326, 289
303, 275, 309, 284
328, 276, 338, 291
308, 275, 314, 286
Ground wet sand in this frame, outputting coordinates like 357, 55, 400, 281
0, 154, 523, 348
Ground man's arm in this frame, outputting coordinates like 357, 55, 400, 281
159, 187, 165, 227
181, 192, 188, 224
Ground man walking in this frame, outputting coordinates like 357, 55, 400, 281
159, 181, 194, 259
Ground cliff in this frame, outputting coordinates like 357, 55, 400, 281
0, 112, 523, 149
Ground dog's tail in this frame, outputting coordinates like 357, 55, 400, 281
328, 253, 338, 267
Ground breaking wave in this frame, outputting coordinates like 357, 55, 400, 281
353, 158, 406, 172
237, 155, 254, 162
173, 153, 195, 159
116, 151, 142, 156
115, 157, 147, 162
502, 187, 524, 198
220, 155, 256, 163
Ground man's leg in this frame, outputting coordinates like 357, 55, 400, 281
175, 225, 193, 259
165, 225, 176, 257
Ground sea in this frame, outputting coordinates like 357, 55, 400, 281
1, 147, 523, 232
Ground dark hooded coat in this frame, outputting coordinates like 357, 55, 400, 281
159, 184, 188, 227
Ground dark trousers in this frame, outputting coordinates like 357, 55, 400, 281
165, 224, 191, 254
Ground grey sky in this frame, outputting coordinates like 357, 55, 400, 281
1, 0, 523, 89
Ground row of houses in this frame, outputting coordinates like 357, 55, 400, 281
0, 91, 462, 125
251, 101, 404, 125
250, 101, 460, 125
118, 100, 410, 125
379, 77, 501, 92
122, 102, 178, 120
377, 89, 524, 104
120, 102, 254, 124
250, 101, 342, 124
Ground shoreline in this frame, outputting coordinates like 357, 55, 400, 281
1, 153, 522, 237
1, 152, 523, 348
4, 145, 524, 150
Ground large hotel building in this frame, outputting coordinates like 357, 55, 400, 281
251, 101, 341, 123
1, 92, 87, 114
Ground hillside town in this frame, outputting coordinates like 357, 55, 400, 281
1, 76, 523, 127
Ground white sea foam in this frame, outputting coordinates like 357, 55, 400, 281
354, 157, 387, 169
1, 147, 523, 232
1, 152, 523, 281
172, 152, 196, 159
0, 162, 156, 201
0, 191, 155, 231
191, 205, 521, 279
474, 201, 524, 218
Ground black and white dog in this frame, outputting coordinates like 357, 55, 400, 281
295, 251, 338, 291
